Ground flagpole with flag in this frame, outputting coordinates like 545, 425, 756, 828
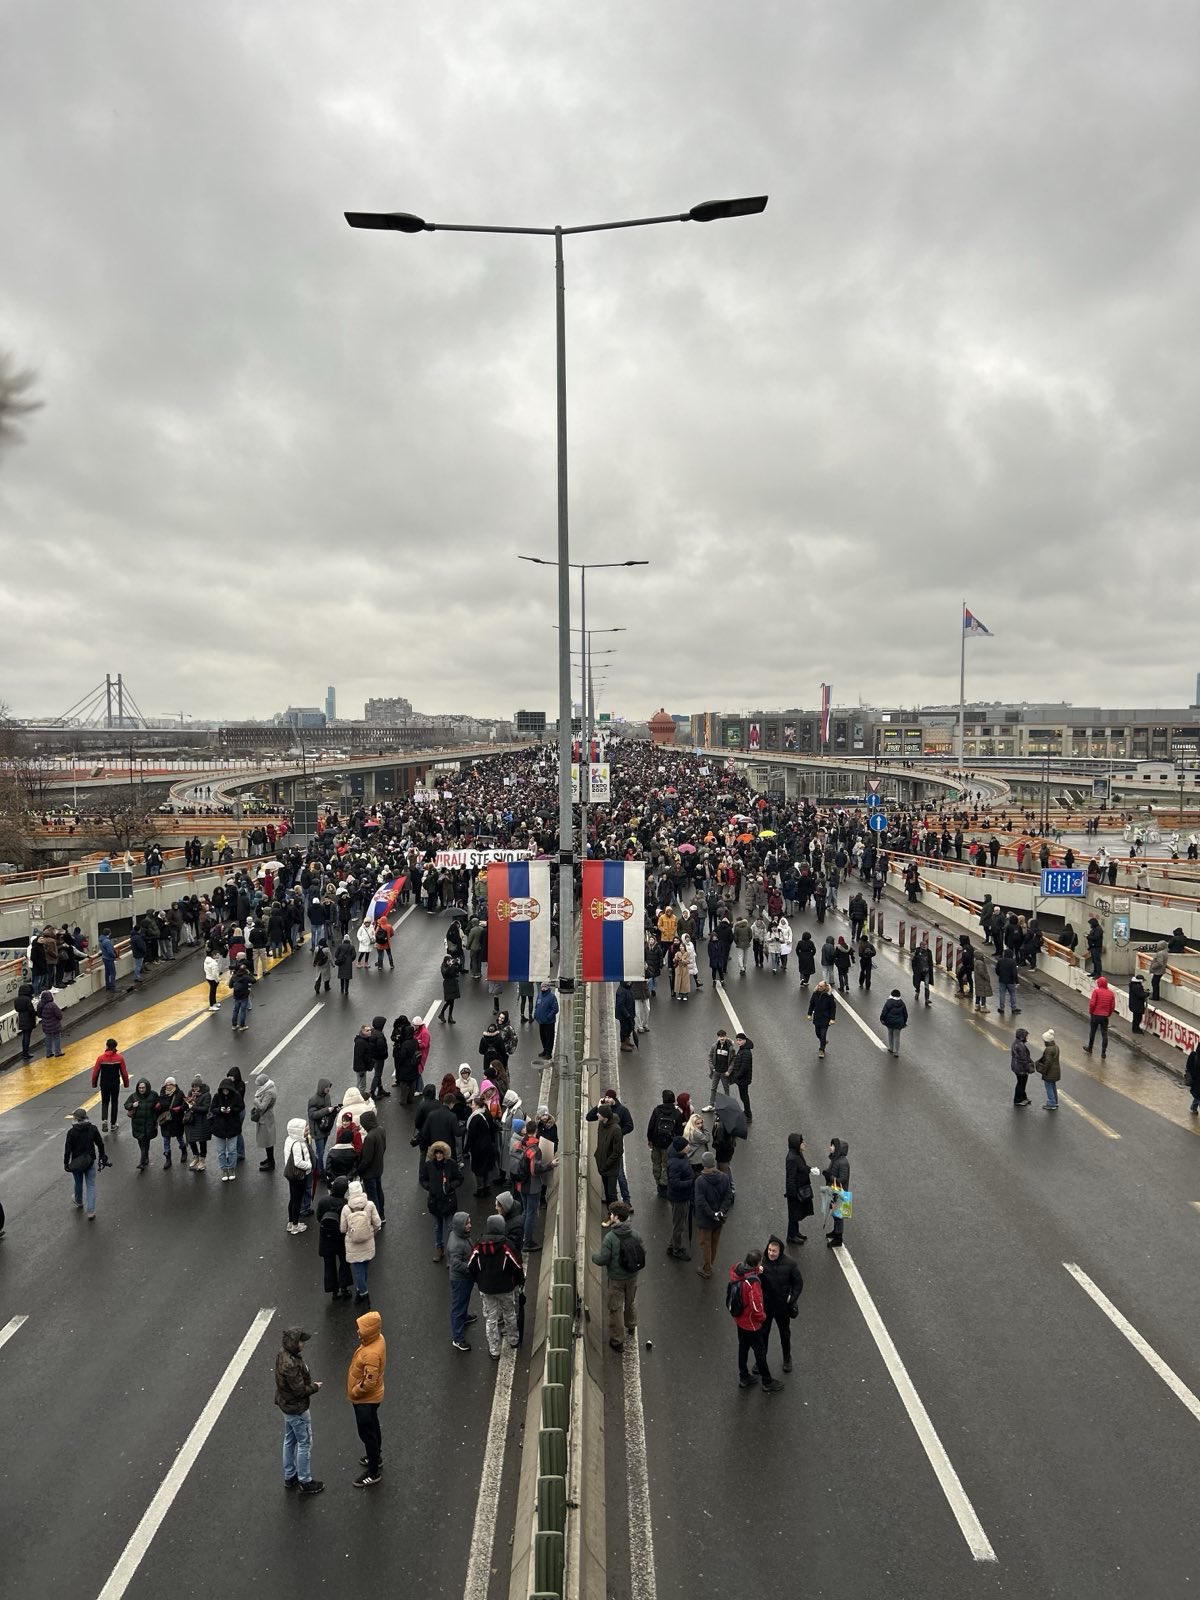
958, 603, 993, 768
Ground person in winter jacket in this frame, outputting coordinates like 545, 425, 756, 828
14, 981, 37, 1061
879, 991, 909, 1057
357, 1108, 387, 1221
274, 1328, 323, 1495
325, 1123, 360, 1185
1085, 916, 1104, 978
681, 1109, 710, 1172
590, 1201, 645, 1350
856, 934, 876, 992
91, 1039, 129, 1133
807, 982, 837, 1057
728, 1251, 783, 1392
615, 981, 637, 1049
446, 1212, 477, 1351
705, 1030, 735, 1110
1085, 976, 1116, 1058
155, 1076, 188, 1167
352, 1019, 389, 1101
592, 1104, 624, 1208
972, 951, 993, 1011
693, 1151, 732, 1279
824, 1138, 850, 1248
346, 1310, 386, 1486
36, 989, 63, 1057
203, 950, 222, 1011
1036, 1029, 1061, 1111
250, 1073, 277, 1169
282, 1118, 314, 1231
317, 1175, 354, 1300
911, 944, 934, 1007
761, 1235, 803, 1374
795, 931, 816, 988
729, 1034, 755, 1120
646, 1090, 684, 1194
390, 1017, 421, 1103
307, 1078, 336, 1173
184, 1075, 212, 1171
666, 1136, 695, 1259
1010, 1029, 1034, 1106
210, 1077, 243, 1180
420, 1141, 462, 1259
435, 953, 462, 1024
124, 1077, 158, 1170
784, 1132, 814, 1244
468, 1214, 526, 1356
731, 915, 753, 977
64, 1107, 105, 1217
228, 961, 255, 1030
341, 1179, 382, 1303
334, 936, 356, 996
1127, 973, 1147, 1034
1185, 1045, 1200, 1115
464, 1097, 498, 1198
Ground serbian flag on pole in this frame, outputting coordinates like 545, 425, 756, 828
963, 606, 992, 636
487, 859, 552, 983
369, 876, 406, 922
581, 859, 645, 982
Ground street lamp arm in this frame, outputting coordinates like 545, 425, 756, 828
560, 211, 689, 236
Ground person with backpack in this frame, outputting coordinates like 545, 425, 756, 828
468, 1214, 526, 1357
340, 1179, 382, 1303
666, 1135, 696, 1259
703, 1029, 735, 1111
694, 1151, 733, 1280
590, 1201, 646, 1352
64, 1107, 106, 1219
727, 1250, 784, 1392
646, 1090, 684, 1196
283, 1118, 315, 1232
420, 1140, 462, 1262
911, 942, 934, 1007
761, 1236, 804, 1375
729, 1033, 754, 1121
318, 1176, 354, 1301
855, 934, 876, 992
878, 990, 909, 1058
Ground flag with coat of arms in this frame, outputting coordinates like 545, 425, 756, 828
581, 859, 646, 982
963, 606, 993, 636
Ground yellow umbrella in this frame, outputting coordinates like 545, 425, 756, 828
759, 829, 777, 838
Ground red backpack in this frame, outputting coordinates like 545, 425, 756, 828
512, 1134, 540, 1192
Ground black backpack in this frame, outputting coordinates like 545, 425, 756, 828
616, 1232, 646, 1273
726, 1276, 745, 1317
650, 1106, 678, 1148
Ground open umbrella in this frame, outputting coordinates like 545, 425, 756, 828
677, 842, 697, 854
737, 832, 755, 844
712, 1092, 748, 1142
759, 829, 777, 839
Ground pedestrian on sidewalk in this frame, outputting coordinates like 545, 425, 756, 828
646, 1091, 684, 1195
995, 950, 1021, 1017
1084, 976, 1116, 1058
591, 1201, 646, 1352
729, 1033, 754, 1121
593, 1103, 624, 1207
533, 981, 558, 1057
318, 1176, 354, 1301
806, 981, 838, 1058
64, 1106, 106, 1218
1186, 1044, 1200, 1114
468, 1214, 526, 1357
420, 1140, 462, 1261
666, 1136, 695, 1259
447, 1211, 477, 1351
1011, 1029, 1033, 1106
1036, 1030, 1061, 1110
91, 1039, 129, 1133
911, 943, 934, 1007
694, 1152, 732, 1279
615, 980, 638, 1050
761, 1235, 803, 1375
15, 982, 36, 1061
346, 1310, 386, 1486
1128, 972, 1147, 1034
879, 991, 909, 1057
275, 1328, 323, 1496
99, 927, 117, 993
728, 1250, 784, 1392
283, 1118, 314, 1232
823, 1138, 850, 1248
1085, 916, 1104, 978
125, 1077, 158, 1171
784, 1132, 814, 1244
972, 951, 993, 1012
36, 989, 63, 1057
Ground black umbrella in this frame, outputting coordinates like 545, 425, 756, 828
712, 1092, 747, 1142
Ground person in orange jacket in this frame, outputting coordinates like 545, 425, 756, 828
347, 1311, 386, 1487
91, 1038, 129, 1134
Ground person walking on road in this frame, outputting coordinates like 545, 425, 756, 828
823, 1138, 850, 1249
592, 1103, 624, 1208
694, 1151, 732, 1280
64, 1106, 105, 1218
125, 1077, 158, 1171
796, 931, 816, 989
446, 1211, 477, 1352
590, 1201, 646, 1352
728, 1250, 784, 1392
729, 1033, 755, 1121
761, 1235, 803, 1375
911, 943, 934, 1007
784, 1132, 814, 1245
283, 1118, 314, 1232
156, 1076, 188, 1168
468, 1214, 526, 1357
91, 1039, 129, 1133
533, 981, 558, 1058
1084, 976, 1116, 1058
318, 1175, 354, 1301
347, 1310, 386, 1487
807, 981, 837, 1058
879, 990, 908, 1057
1036, 1029, 1061, 1111
1011, 1028, 1033, 1106
275, 1328, 323, 1496
646, 1090, 684, 1196
666, 1135, 695, 1259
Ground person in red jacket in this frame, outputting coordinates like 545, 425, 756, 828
91, 1038, 130, 1133
727, 1249, 784, 1393
1085, 976, 1116, 1059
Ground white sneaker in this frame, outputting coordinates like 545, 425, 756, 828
209, 1005, 220, 1012
286, 1222, 298, 1233
294, 1221, 307, 1232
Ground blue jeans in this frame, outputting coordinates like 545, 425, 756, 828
282, 1412, 312, 1484
133, 957, 144, 980
231, 997, 249, 1028
432, 1212, 449, 1249
163, 1132, 187, 1159
216, 1136, 239, 1173
1044, 1079, 1059, 1108
46, 1036, 63, 1057
450, 1276, 474, 1340
997, 982, 1017, 1014
103, 960, 116, 991
617, 1155, 630, 1206
72, 1165, 97, 1213
351, 1260, 370, 1295
522, 1188, 540, 1246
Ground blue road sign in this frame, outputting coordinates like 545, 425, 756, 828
1040, 867, 1087, 897
866, 792, 881, 808
868, 812, 888, 833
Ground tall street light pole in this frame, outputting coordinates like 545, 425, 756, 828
347, 193, 767, 1262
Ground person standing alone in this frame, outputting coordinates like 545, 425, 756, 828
90, 1038, 129, 1133
590, 1201, 646, 1352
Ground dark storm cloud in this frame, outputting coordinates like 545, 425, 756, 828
0, 0, 1195, 724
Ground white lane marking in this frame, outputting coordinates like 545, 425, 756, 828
834, 991, 890, 1052
251, 1003, 323, 1074
169, 1012, 212, 1043
462, 1347, 517, 1600
1064, 1263, 1200, 1423
97, 1308, 275, 1600
1058, 1093, 1121, 1140
0, 1314, 29, 1352
715, 980, 744, 1035
834, 1247, 997, 1563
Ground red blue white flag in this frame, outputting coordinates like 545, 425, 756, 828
581, 859, 645, 983
369, 876, 407, 923
487, 859, 552, 983
963, 606, 992, 636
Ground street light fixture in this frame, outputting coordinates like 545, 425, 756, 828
346, 194, 766, 1266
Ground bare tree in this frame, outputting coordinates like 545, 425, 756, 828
0, 351, 42, 454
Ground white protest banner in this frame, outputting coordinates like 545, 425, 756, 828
434, 848, 537, 871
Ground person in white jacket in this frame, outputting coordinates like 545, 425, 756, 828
355, 920, 375, 969
340, 1178, 382, 1304
204, 951, 222, 1011
283, 1118, 314, 1234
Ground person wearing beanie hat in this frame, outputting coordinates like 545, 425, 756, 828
317, 1175, 354, 1300
693, 1150, 732, 1279
1036, 1029, 1061, 1111
467, 1213, 526, 1357
64, 1106, 106, 1218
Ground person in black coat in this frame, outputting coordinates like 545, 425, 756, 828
729, 1034, 755, 1121
435, 954, 462, 1023
1186, 1046, 1200, 1115
464, 1099, 499, 1197
665, 1136, 695, 1259
806, 982, 838, 1057
824, 1138, 850, 1248
784, 1131, 814, 1244
391, 1017, 421, 1105
14, 982, 37, 1061
878, 990, 909, 1057
64, 1108, 106, 1217
761, 1235, 804, 1373
317, 1175, 354, 1301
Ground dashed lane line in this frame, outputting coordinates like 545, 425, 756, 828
834, 990, 891, 1053
0, 1314, 29, 1353
1065, 1263, 1200, 1424
1057, 1093, 1121, 1140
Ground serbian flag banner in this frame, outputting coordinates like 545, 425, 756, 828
487, 859, 552, 983
369, 876, 407, 922
581, 859, 645, 983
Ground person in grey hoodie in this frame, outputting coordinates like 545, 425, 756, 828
1010, 1028, 1033, 1107
446, 1211, 477, 1352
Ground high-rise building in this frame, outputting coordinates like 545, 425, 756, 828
325, 685, 337, 722
364, 695, 413, 723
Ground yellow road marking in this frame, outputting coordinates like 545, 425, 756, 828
170, 1012, 214, 1042
1057, 1091, 1121, 1139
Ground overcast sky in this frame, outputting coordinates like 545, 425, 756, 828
2, 1, 1197, 725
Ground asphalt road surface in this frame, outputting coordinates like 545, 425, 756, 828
601, 902, 1200, 1600
0, 907, 543, 1600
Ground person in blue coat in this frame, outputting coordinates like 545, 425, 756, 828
533, 983, 559, 1061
